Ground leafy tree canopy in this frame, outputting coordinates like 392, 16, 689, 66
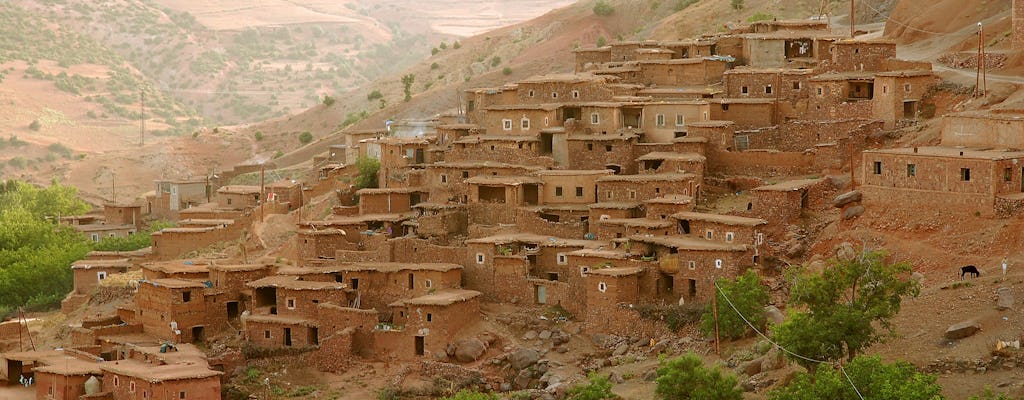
769, 355, 942, 400
700, 269, 769, 340
655, 352, 742, 400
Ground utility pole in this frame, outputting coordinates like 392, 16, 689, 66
260, 164, 265, 222
849, 137, 856, 189
976, 22, 983, 97
111, 174, 116, 204
140, 88, 145, 146
712, 282, 720, 356
981, 22, 988, 96
850, 0, 856, 38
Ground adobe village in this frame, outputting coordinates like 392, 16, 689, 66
3, 1, 1024, 399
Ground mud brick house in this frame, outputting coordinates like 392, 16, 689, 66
566, 132, 641, 173
749, 178, 830, 224
152, 224, 237, 259
597, 172, 700, 203
594, 217, 674, 240
861, 147, 1024, 217
450, 135, 548, 166
589, 202, 643, 226
134, 278, 209, 343
708, 99, 776, 129
872, 70, 936, 128
480, 103, 560, 136
739, 32, 840, 68
670, 212, 767, 252
573, 46, 612, 72
297, 225, 355, 260
424, 161, 543, 204
247, 275, 346, 317
32, 354, 101, 400
639, 101, 712, 142
826, 39, 896, 72
940, 111, 1024, 149
266, 180, 303, 210
148, 179, 212, 220
141, 260, 210, 281
464, 233, 606, 303
104, 203, 143, 228
644, 195, 695, 219
626, 235, 754, 302
282, 262, 464, 311
70, 258, 132, 295
514, 73, 617, 104
637, 86, 721, 100
356, 187, 424, 215
466, 175, 544, 206
100, 360, 221, 400
534, 169, 613, 205
384, 289, 482, 359
637, 152, 706, 176
206, 263, 273, 322
215, 185, 261, 210
580, 266, 673, 338
723, 68, 813, 121
74, 223, 137, 244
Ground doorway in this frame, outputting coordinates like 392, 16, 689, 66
687, 279, 697, 299
535, 285, 547, 304
680, 220, 691, 234
903, 101, 917, 119
284, 328, 292, 346
415, 336, 425, 356
226, 302, 239, 319
309, 327, 319, 346
191, 326, 205, 343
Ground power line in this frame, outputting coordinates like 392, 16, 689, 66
713, 281, 866, 400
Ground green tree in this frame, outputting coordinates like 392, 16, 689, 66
567, 373, 617, 400
655, 353, 742, 400
322, 95, 336, 106
773, 250, 919, 370
442, 389, 499, 400
401, 74, 415, 102
969, 387, 1016, 400
502, 67, 513, 76
298, 131, 313, 144
597, 36, 607, 47
699, 270, 769, 340
93, 220, 174, 252
355, 156, 380, 189
490, 56, 502, 67
367, 90, 383, 101
453, 41, 462, 49
769, 355, 942, 400
593, 0, 615, 16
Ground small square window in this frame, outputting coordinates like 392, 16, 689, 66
555, 186, 563, 197
605, 145, 612, 152
675, 114, 685, 126
557, 253, 567, 265
741, 86, 748, 94
575, 187, 584, 197
130, 382, 136, 393
725, 232, 735, 242
286, 298, 295, 309
906, 164, 916, 177
587, 143, 594, 151
817, 87, 824, 96
502, 119, 513, 131
180, 391, 186, 400
873, 161, 882, 175
572, 90, 580, 98
528, 90, 535, 97
264, 330, 271, 339
1005, 167, 1012, 182
904, 84, 911, 93
551, 92, 558, 99
961, 168, 971, 181
792, 81, 801, 90
715, 259, 723, 269
521, 118, 530, 130
580, 266, 590, 277
591, 113, 600, 125
182, 291, 191, 303
598, 282, 607, 292
476, 253, 485, 264
706, 230, 713, 240
656, 114, 665, 127
462, 171, 469, 178
440, 174, 448, 183
765, 85, 772, 94
688, 261, 696, 270
426, 313, 433, 322
721, 103, 729, 111
627, 190, 636, 200
97, 271, 108, 281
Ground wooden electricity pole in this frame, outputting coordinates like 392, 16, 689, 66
712, 280, 721, 356
850, 0, 856, 38
260, 165, 266, 222
140, 88, 145, 146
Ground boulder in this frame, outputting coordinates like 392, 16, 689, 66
997, 287, 1014, 310
833, 191, 862, 208
513, 369, 533, 390
945, 320, 982, 340
764, 305, 785, 326
760, 348, 784, 371
835, 242, 856, 261
742, 358, 763, 376
539, 330, 552, 340
911, 271, 925, 284
452, 338, 487, 363
612, 343, 629, 356
523, 330, 539, 340
510, 348, 540, 370
842, 205, 865, 220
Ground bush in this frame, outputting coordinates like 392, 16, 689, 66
769, 355, 941, 400
502, 67, 513, 75
490, 56, 502, 67
453, 41, 461, 49
28, 120, 41, 131
730, 0, 743, 10
566, 373, 616, 400
355, 156, 380, 189
746, 12, 774, 22
439, 41, 448, 50
48, 143, 73, 158
656, 353, 742, 400
635, 303, 703, 331
298, 131, 313, 144
401, 74, 415, 102
431, 47, 440, 55
442, 390, 499, 400
431, 62, 440, 70
322, 95, 336, 106
593, 0, 615, 16
596, 36, 607, 47
367, 90, 383, 101
273, 150, 284, 159
254, 131, 264, 141
674, 0, 698, 11
699, 270, 769, 340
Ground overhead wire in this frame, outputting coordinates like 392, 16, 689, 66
855, 0, 947, 35
713, 281, 866, 400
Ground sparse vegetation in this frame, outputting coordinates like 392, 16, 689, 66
254, 131, 264, 141
769, 355, 942, 400
490, 56, 502, 67
322, 95, 336, 106
298, 131, 313, 145
441, 390, 499, 400
593, 0, 615, 16
674, 0, 698, 11
746, 12, 774, 22
367, 90, 383, 101
730, 0, 744, 10
597, 36, 607, 47
93, 220, 174, 251
566, 373, 616, 400
401, 74, 415, 102
29, 120, 41, 131
502, 67, 513, 75
355, 156, 380, 189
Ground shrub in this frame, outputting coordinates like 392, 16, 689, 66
769, 355, 941, 400
674, 0, 698, 11
355, 156, 380, 189
593, 0, 615, 16
699, 270, 769, 340
746, 12, 774, 22
439, 41, 448, 50
367, 90, 383, 101
442, 390, 499, 400
730, 0, 743, 10
596, 36, 607, 47
322, 95, 336, 106
28, 120, 41, 131
431, 62, 440, 70
502, 67, 513, 75
273, 150, 284, 159
656, 353, 742, 400
401, 74, 415, 102
254, 131, 264, 141
48, 143, 73, 158
490, 56, 502, 67
453, 41, 461, 49
431, 47, 439, 55
566, 373, 616, 400
298, 131, 313, 144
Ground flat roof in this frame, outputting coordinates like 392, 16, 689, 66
142, 260, 210, 274
566, 249, 629, 259
465, 175, 542, 186
753, 178, 825, 191
143, 278, 206, 289
596, 172, 696, 182
390, 289, 482, 307
629, 235, 749, 251
101, 360, 222, 383
246, 275, 345, 291
587, 266, 643, 277
426, 161, 543, 170
466, 233, 606, 249
534, 169, 613, 176
355, 187, 424, 195
484, 104, 560, 111
636, 152, 706, 162
207, 263, 273, 272
863, 146, 1024, 161
599, 218, 674, 228
645, 195, 694, 205
566, 133, 638, 141
216, 185, 261, 194
74, 224, 135, 232
243, 314, 318, 327
590, 201, 642, 210
671, 212, 768, 226
72, 259, 132, 269
278, 262, 462, 275
518, 73, 609, 84
454, 135, 538, 143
